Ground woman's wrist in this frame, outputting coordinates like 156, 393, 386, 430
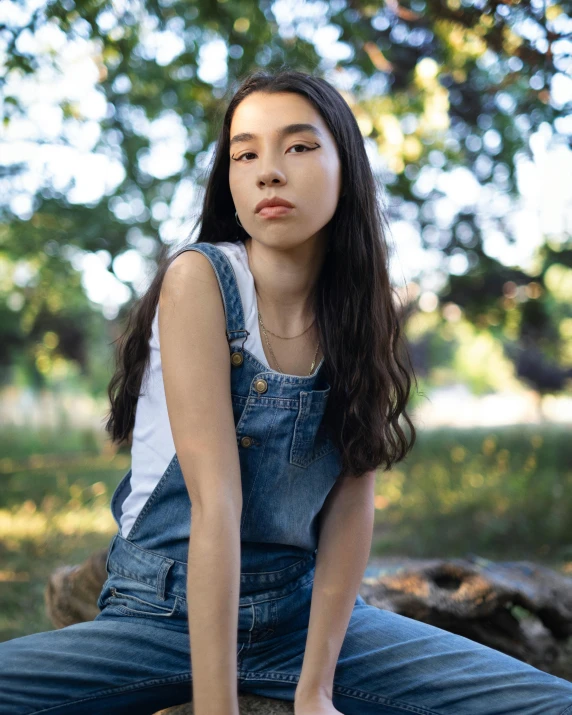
295, 681, 333, 705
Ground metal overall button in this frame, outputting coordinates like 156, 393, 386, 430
231, 351, 244, 366
254, 378, 268, 394
240, 436, 253, 448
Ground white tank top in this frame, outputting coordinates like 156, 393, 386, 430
120, 240, 270, 538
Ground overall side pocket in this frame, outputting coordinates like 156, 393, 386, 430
101, 575, 181, 619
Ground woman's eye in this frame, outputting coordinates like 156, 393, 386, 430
288, 144, 311, 154
233, 144, 316, 162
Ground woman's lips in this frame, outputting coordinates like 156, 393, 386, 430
258, 206, 294, 218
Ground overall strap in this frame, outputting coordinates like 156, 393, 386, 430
172, 241, 249, 347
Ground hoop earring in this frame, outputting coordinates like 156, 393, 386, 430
235, 210, 243, 229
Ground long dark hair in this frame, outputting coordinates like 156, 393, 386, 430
105, 68, 418, 478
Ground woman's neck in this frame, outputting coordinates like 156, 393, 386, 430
243, 236, 324, 336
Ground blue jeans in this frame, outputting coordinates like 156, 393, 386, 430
1, 534, 572, 714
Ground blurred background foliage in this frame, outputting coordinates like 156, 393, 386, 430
1, 0, 571, 397
1, 0, 572, 640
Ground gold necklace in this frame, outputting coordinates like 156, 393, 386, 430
254, 287, 315, 339
258, 310, 320, 376
262, 318, 315, 339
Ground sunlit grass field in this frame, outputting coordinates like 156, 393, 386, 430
372, 424, 572, 564
1, 423, 571, 642
0, 427, 129, 642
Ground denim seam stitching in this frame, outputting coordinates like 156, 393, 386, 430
104, 593, 181, 618
254, 572, 315, 605
113, 533, 187, 567
240, 557, 307, 576
240, 406, 278, 533
248, 603, 255, 647
104, 604, 179, 618
559, 705, 572, 715
28, 673, 193, 714
238, 573, 314, 608
232, 394, 299, 409
110, 588, 178, 611
241, 346, 323, 382
290, 392, 335, 469
238, 672, 441, 715
331, 683, 442, 715
234, 398, 253, 435
124, 453, 179, 540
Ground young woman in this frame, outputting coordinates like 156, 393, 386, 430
1, 69, 572, 715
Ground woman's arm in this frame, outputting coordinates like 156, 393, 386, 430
187, 506, 241, 715
295, 469, 376, 708
160, 250, 243, 715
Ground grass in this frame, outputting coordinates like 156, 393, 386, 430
0, 427, 128, 642
1, 423, 572, 644
372, 423, 572, 570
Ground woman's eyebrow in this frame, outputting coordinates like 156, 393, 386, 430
229, 123, 324, 148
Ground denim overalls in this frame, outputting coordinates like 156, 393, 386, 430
1, 241, 572, 715
107, 239, 341, 569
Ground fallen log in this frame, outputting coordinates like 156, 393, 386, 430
154, 698, 292, 714
45, 548, 108, 629
360, 554, 572, 674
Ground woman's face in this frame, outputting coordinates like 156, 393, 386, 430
228, 91, 342, 252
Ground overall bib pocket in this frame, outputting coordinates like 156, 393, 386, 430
289, 387, 336, 469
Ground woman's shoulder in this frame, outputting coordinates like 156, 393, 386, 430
212, 240, 247, 262
210, 241, 251, 281
175, 240, 248, 275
